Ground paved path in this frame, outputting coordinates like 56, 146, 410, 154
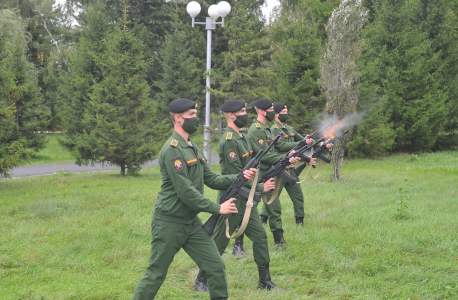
11, 153, 220, 178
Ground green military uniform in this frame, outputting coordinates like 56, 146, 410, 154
247, 120, 285, 233
211, 127, 270, 265
132, 130, 238, 300
260, 120, 305, 225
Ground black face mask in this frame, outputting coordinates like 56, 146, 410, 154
233, 113, 248, 128
279, 113, 288, 123
265, 111, 275, 122
182, 116, 200, 134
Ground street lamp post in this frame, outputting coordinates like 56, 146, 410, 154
187, 1, 231, 164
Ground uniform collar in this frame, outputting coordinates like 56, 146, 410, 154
254, 120, 268, 128
274, 120, 286, 128
171, 130, 194, 148
226, 126, 243, 139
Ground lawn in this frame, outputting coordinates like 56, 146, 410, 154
1, 152, 457, 299
29, 133, 219, 166
29, 134, 75, 165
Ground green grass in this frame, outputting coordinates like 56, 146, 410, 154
28, 133, 218, 167
1, 152, 457, 299
30, 134, 75, 165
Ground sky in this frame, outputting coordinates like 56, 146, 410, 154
262, 0, 281, 22
55, 0, 281, 22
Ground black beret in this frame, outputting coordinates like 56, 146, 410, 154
254, 98, 273, 110
221, 99, 246, 112
168, 98, 198, 113
273, 103, 287, 113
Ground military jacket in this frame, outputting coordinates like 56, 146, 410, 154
218, 127, 264, 195
247, 120, 284, 170
154, 131, 237, 224
271, 120, 305, 154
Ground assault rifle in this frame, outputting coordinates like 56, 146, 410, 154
202, 132, 283, 236
258, 137, 325, 185
294, 129, 350, 177
290, 122, 336, 168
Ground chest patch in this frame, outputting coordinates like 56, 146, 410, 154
227, 149, 238, 162
258, 139, 265, 147
171, 156, 186, 172
186, 158, 198, 165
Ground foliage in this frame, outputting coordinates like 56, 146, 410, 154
319, 0, 368, 180
156, 30, 201, 119
62, 5, 160, 176
211, 1, 271, 104
355, 0, 458, 155
268, 0, 339, 132
0, 9, 42, 178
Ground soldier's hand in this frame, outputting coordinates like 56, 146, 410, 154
288, 155, 301, 165
326, 143, 333, 149
243, 168, 257, 182
262, 178, 276, 193
305, 138, 314, 146
311, 157, 317, 166
220, 198, 238, 215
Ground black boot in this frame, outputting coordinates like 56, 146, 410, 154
261, 215, 268, 225
273, 229, 287, 246
295, 217, 304, 225
257, 264, 282, 291
193, 269, 208, 292
232, 233, 246, 255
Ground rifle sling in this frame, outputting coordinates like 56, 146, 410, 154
261, 175, 282, 205
225, 169, 259, 239
296, 158, 323, 184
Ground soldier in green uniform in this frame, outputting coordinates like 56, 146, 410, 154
259, 102, 313, 229
193, 99, 294, 292
260, 103, 332, 243
131, 98, 258, 300
246, 98, 303, 246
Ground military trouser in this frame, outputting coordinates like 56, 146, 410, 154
212, 199, 270, 266
132, 217, 228, 300
260, 168, 304, 232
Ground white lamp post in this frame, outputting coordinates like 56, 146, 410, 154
186, 1, 231, 164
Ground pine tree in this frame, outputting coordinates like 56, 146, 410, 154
0, 9, 35, 178
156, 31, 201, 119
355, 0, 454, 154
63, 5, 158, 176
212, 1, 271, 103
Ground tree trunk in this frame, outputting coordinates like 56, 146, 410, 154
120, 165, 125, 177
332, 143, 343, 181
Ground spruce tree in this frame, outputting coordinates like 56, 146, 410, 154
63, 6, 157, 176
0, 9, 36, 178
156, 31, 201, 119
356, 0, 454, 153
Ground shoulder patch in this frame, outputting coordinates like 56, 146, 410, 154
284, 134, 289, 138
290, 133, 296, 136
274, 124, 279, 129
226, 132, 233, 140
200, 157, 207, 163
258, 139, 265, 147
227, 149, 239, 162
170, 156, 185, 172
255, 123, 261, 128
170, 139, 179, 147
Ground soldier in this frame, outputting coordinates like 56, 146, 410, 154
260, 102, 332, 243
131, 98, 258, 300
245, 98, 305, 246
193, 99, 299, 292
